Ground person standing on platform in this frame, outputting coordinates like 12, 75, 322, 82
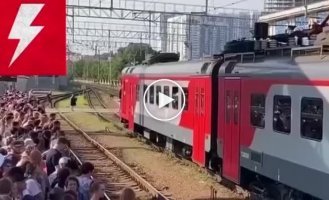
47, 93, 52, 108
70, 95, 77, 111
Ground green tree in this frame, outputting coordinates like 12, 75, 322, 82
72, 43, 156, 81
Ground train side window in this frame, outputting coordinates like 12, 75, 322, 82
144, 85, 148, 103
181, 87, 188, 110
149, 86, 154, 104
273, 95, 291, 134
136, 85, 140, 101
250, 94, 265, 128
172, 87, 179, 110
201, 63, 210, 74
164, 86, 170, 108
156, 86, 161, 106
301, 98, 323, 141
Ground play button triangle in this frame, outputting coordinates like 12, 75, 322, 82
159, 92, 174, 109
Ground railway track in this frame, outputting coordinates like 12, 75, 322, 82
85, 88, 120, 122
82, 89, 250, 199
54, 95, 172, 200
78, 82, 120, 97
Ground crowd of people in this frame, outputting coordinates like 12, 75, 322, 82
0, 90, 136, 200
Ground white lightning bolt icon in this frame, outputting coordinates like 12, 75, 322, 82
8, 4, 44, 67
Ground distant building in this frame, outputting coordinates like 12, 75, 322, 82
260, 0, 329, 35
164, 11, 260, 61
160, 14, 176, 53
264, 0, 324, 14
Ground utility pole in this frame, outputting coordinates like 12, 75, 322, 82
148, 12, 152, 47
108, 30, 111, 84
83, 62, 85, 80
109, 60, 112, 85
304, 0, 308, 18
87, 62, 89, 81
205, 0, 208, 15
188, 14, 192, 60
98, 49, 101, 83
96, 45, 100, 82
72, 7, 75, 42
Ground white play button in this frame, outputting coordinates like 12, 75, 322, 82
158, 92, 174, 109
143, 79, 186, 122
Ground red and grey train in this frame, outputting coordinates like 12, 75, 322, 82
119, 52, 329, 200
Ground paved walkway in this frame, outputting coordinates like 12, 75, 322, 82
46, 108, 119, 113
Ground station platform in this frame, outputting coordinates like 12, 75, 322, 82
46, 108, 119, 113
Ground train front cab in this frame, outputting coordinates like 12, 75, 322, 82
120, 75, 138, 130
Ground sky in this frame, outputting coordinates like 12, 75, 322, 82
68, 0, 266, 54
154, 0, 265, 11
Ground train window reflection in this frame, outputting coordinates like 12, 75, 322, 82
136, 85, 140, 101
149, 86, 154, 104
273, 95, 291, 134
301, 97, 323, 141
164, 86, 170, 108
250, 94, 265, 128
172, 87, 179, 110
144, 85, 148, 103
156, 86, 161, 106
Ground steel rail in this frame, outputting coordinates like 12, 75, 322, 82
67, 147, 112, 200
58, 112, 170, 200
51, 91, 111, 200
84, 88, 112, 122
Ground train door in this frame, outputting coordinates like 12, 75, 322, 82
223, 78, 241, 183
192, 79, 206, 166
121, 78, 128, 120
128, 80, 136, 130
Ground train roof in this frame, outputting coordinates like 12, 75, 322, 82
122, 59, 216, 76
122, 46, 329, 79
229, 55, 329, 78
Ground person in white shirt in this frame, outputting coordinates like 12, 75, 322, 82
23, 162, 43, 200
